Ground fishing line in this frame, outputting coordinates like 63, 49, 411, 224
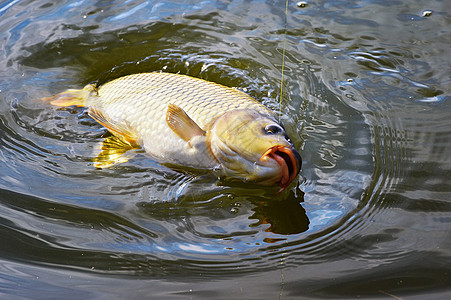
278, 1, 289, 299
278, 0, 289, 123
279, 249, 286, 300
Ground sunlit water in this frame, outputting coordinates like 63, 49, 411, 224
0, 0, 450, 298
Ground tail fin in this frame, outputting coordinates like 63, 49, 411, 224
41, 84, 95, 107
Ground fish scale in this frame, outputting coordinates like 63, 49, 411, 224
44, 71, 301, 189
83, 72, 273, 167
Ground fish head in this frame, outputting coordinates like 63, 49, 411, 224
208, 109, 301, 191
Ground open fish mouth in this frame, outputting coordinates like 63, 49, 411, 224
261, 146, 302, 191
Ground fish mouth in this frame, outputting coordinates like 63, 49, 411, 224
261, 146, 302, 192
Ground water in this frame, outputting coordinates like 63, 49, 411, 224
0, 0, 450, 298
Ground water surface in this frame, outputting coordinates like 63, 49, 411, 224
0, 0, 450, 298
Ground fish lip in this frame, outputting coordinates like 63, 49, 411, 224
260, 145, 301, 192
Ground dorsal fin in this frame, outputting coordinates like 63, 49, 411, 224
166, 103, 205, 142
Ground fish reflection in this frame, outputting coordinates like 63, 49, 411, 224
249, 189, 309, 238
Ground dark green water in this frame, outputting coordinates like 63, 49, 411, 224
0, 0, 450, 299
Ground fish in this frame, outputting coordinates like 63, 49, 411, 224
43, 72, 301, 191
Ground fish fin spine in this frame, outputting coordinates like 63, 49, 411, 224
166, 103, 206, 142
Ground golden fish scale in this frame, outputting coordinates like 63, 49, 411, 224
86, 72, 274, 167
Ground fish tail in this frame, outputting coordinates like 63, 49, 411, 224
41, 84, 95, 107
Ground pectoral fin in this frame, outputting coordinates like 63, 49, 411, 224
166, 103, 205, 142
89, 107, 138, 144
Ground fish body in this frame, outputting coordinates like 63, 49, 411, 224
46, 72, 301, 190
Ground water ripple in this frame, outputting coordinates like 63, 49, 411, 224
0, 0, 450, 297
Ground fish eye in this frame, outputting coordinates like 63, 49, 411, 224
264, 124, 283, 135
